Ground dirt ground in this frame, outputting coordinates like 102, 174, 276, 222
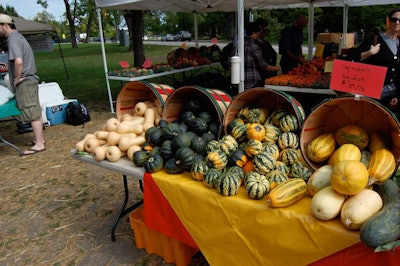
0, 108, 208, 266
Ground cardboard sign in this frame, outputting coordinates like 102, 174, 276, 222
143, 58, 152, 68
324, 61, 334, 73
211, 38, 218, 44
314, 43, 325, 58
119, 61, 130, 68
329, 59, 387, 99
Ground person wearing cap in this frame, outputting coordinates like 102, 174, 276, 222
0, 14, 45, 155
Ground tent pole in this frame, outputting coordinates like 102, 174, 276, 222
238, 0, 244, 93
194, 11, 198, 48
97, 7, 114, 113
54, 32, 69, 80
307, 2, 314, 61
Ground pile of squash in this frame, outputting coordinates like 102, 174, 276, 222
305, 124, 400, 249
188, 105, 313, 205
132, 98, 220, 174
74, 99, 163, 162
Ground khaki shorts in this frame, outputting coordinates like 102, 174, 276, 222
15, 79, 42, 123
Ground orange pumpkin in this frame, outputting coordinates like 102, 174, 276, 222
246, 123, 266, 141
330, 160, 369, 195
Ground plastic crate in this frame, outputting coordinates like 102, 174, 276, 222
129, 206, 200, 266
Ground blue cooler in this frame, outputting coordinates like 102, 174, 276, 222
45, 99, 77, 126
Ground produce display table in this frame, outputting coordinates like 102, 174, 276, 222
0, 98, 23, 155
265, 85, 337, 96
144, 171, 362, 266
70, 149, 145, 241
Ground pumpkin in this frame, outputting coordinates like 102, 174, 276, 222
263, 124, 280, 143
143, 154, 164, 173
245, 171, 270, 199
246, 123, 266, 141
242, 159, 255, 173
206, 150, 228, 170
328, 143, 361, 166
175, 147, 196, 171
253, 151, 276, 175
265, 170, 288, 190
278, 132, 299, 149
334, 124, 369, 150
245, 139, 264, 157
340, 189, 383, 230
217, 171, 241, 196
279, 114, 299, 133
307, 165, 333, 196
367, 148, 396, 186
191, 160, 209, 181
311, 186, 347, 220
306, 133, 336, 163
203, 168, 221, 188
330, 160, 369, 195
228, 148, 248, 167
164, 157, 184, 174
266, 178, 307, 208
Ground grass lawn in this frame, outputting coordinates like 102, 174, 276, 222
34, 43, 181, 111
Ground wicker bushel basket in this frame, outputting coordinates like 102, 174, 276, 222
116, 81, 174, 120
223, 87, 306, 135
162, 86, 232, 135
300, 96, 400, 170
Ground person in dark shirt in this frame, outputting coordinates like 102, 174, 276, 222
244, 22, 281, 89
357, 7, 400, 111
279, 15, 307, 74
255, 18, 278, 80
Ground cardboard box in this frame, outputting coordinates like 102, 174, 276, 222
45, 99, 77, 126
317, 33, 354, 48
129, 206, 199, 266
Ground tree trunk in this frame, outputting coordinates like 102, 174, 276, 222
124, 10, 145, 67
84, 12, 93, 44
64, 0, 78, 48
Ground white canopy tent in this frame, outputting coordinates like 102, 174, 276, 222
95, 0, 399, 112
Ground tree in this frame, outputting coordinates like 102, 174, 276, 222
124, 10, 145, 67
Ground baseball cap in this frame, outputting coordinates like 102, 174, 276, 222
0, 14, 14, 24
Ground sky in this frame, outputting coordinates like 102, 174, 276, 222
1, 0, 66, 21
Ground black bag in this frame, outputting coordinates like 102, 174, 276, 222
66, 101, 91, 126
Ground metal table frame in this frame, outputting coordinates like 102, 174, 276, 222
70, 149, 145, 241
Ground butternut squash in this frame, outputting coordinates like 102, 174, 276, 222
75, 140, 85, 152
107, 131, 121, 146
94, 130, 109, 140
152, 107, 162, 126
93, 145, 108, 161
311, 186, 346, 220
84, 138, 106, 153
106, 117, 120, 131
116, 121, 144, 134
134, 102, 148, 116
84, 133, 96, 140
340, 189, 383, 230
143, 108, 155, 131
127, 145, 142, 161
105, 146, 122, 162
118, 135, 146, 151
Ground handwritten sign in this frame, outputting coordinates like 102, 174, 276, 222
211, 38, 218, 44
329, 59, 387, 99
314, 43, 325, 58
324, 61, 334, 73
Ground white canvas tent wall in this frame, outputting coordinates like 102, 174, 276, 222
95, 0, 399, 112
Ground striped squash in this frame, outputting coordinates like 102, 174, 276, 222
206, 139, 220, 153
206, 149, 228, 170
253, 151, 276, 175
263, 124, 281, 143
219, 135, 238, 155
245, 139, 264, 157
231, 123, 248, 143
290, 161, 312, 181
278, 132, 299, 149
237, 107, 251, 123
245, 171, 270, 199
279, 114, 299, 133
269, 109, 288, 127
306, 133, 336, 163
190, 160, 209, 181
266, 178, 307, 208
217, 171, 241, 196
227, 166, 246, 182
227, 117, 245, 134
203, 168, 222, 189
263, 142, 280, 160
368, 148, 396, 185
265, 170, 288, 190
228, 148, 248, 168
248, 108, 267, 124
274, 161, 290, 175
280, 148, 300, 165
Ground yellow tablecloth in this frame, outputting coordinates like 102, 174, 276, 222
149, 170, 359, 266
